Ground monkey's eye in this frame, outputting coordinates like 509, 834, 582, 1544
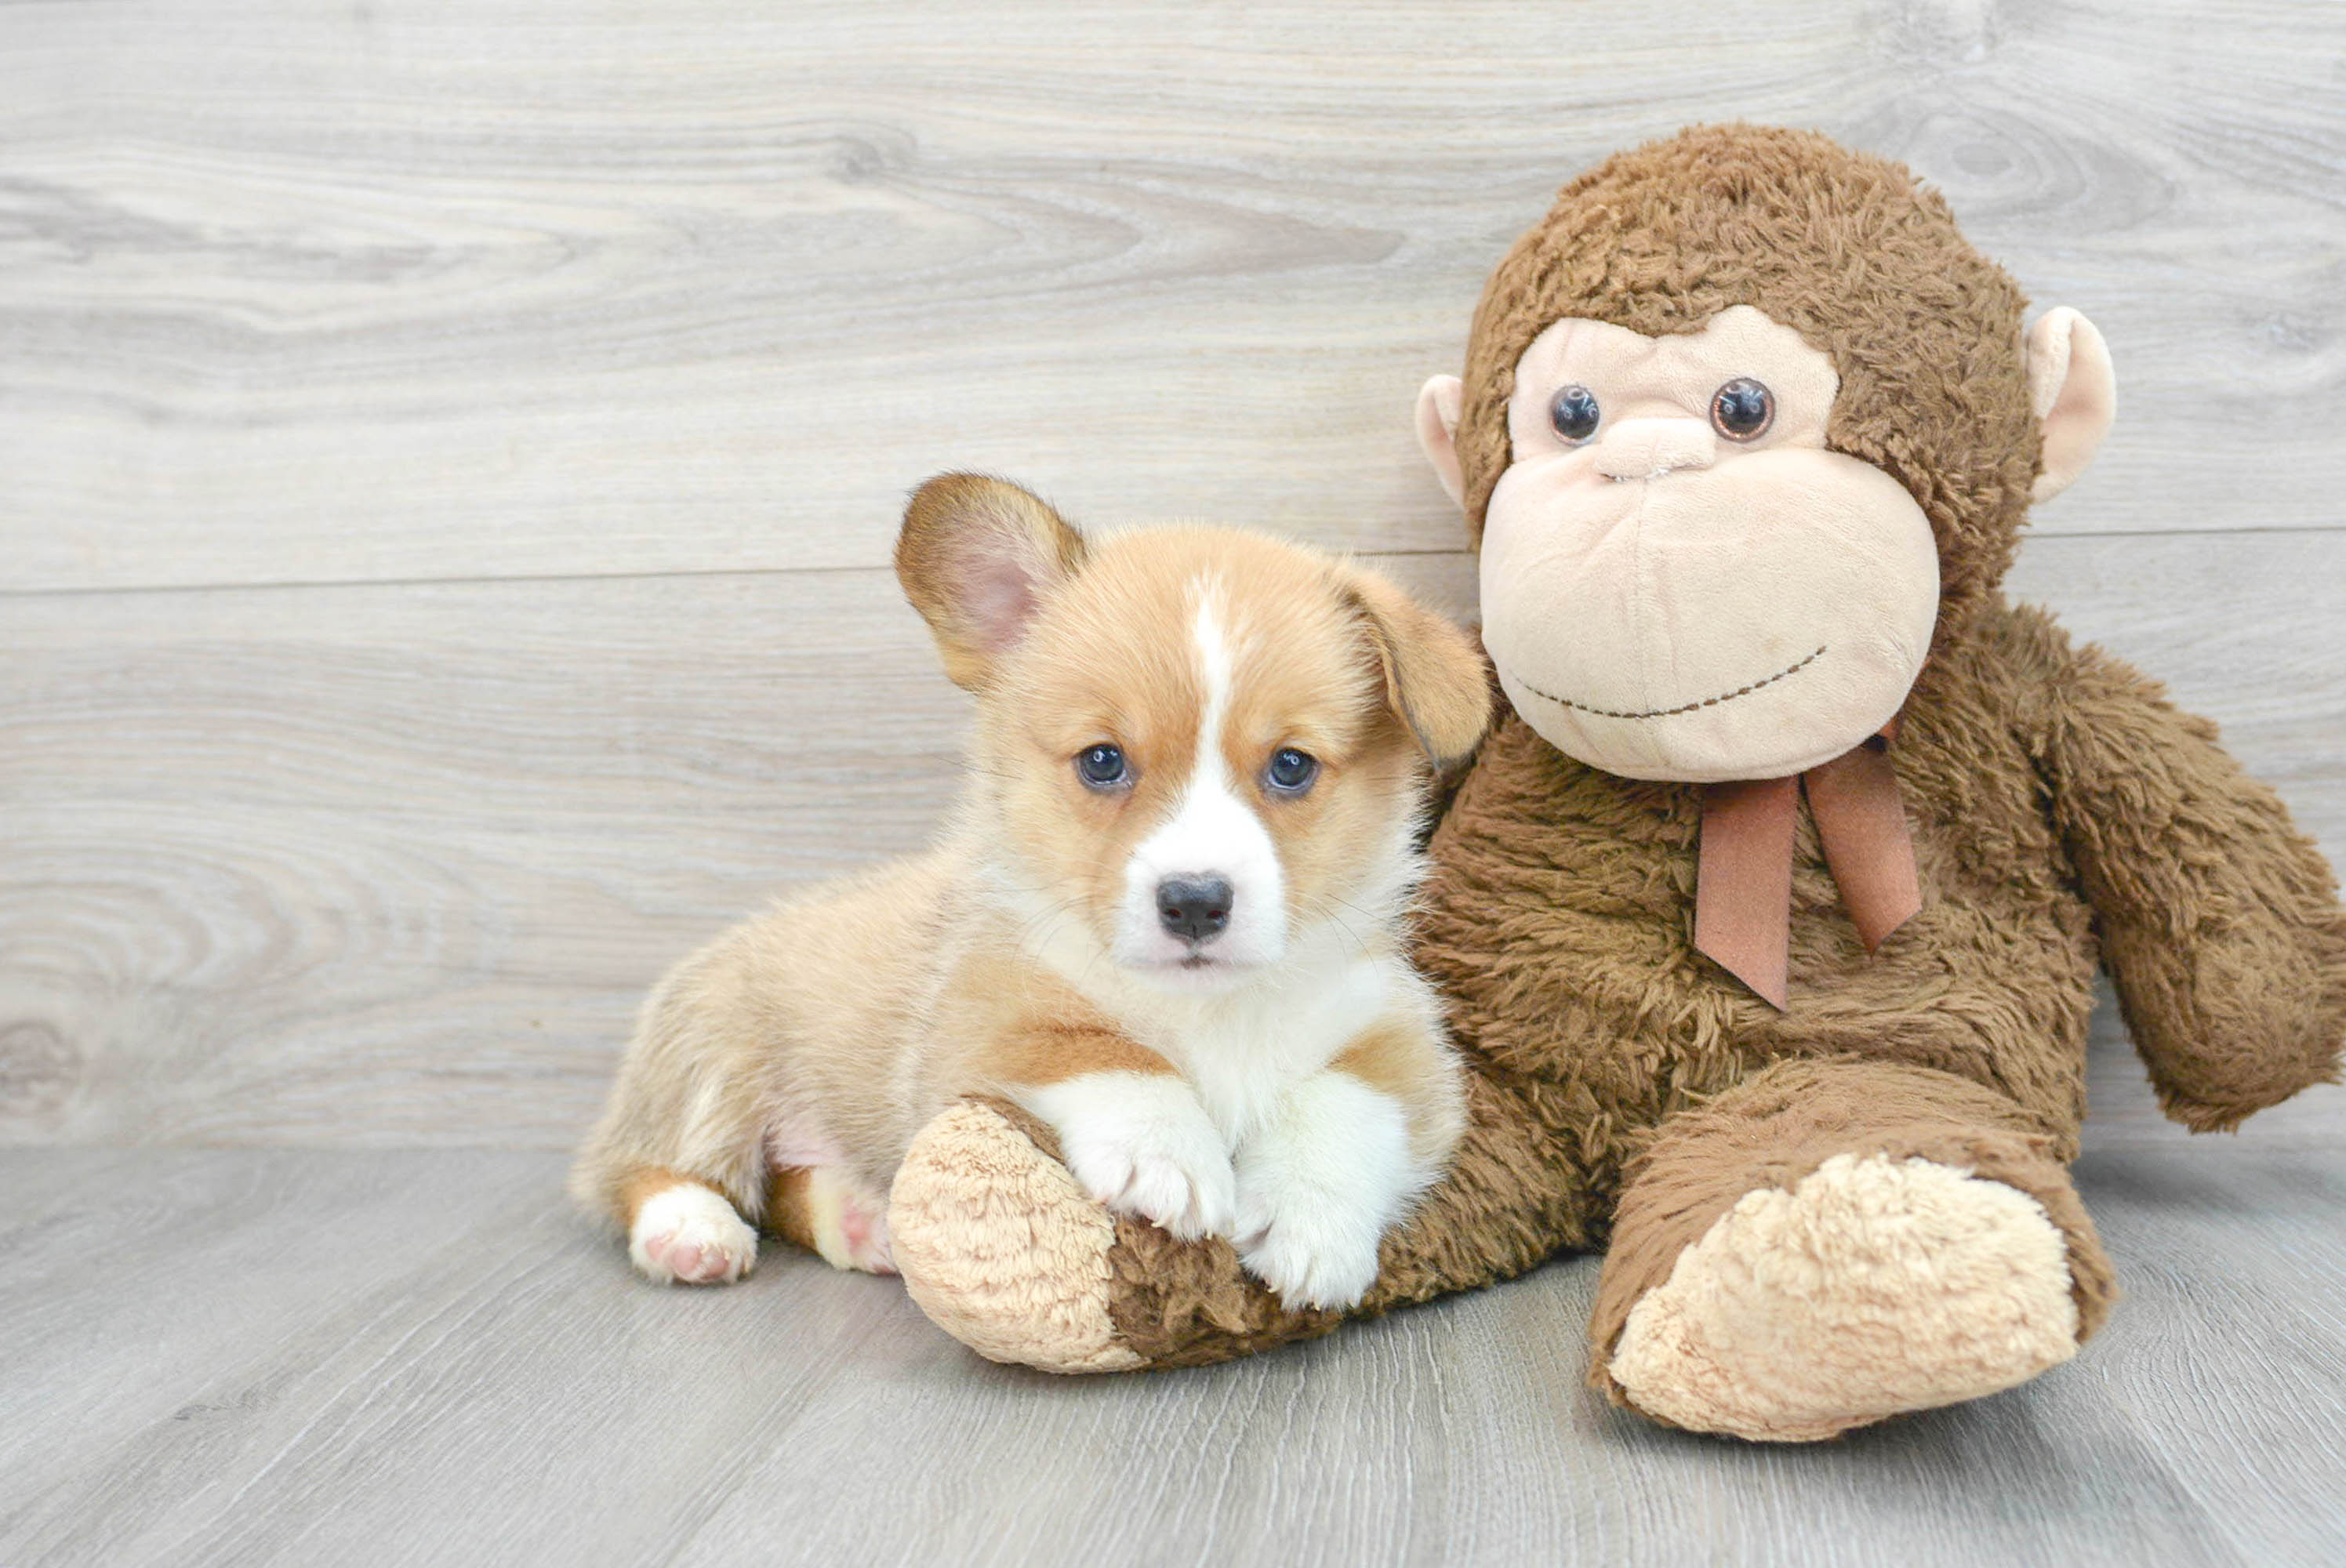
1710, 378, 1775, 441
1264, 747, 1320, 796
1076, 743, 1130, 789
1549, 384, 1601, 445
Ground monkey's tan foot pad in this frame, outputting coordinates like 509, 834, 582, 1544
888, 1099, 1145, 1374
1607, 1153, 2081, 1442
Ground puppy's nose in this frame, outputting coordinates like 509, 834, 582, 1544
1593, 417, 1716, 480
1156, 876, 1234, 944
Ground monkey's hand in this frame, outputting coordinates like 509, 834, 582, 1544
2028, 620, 2346, 1131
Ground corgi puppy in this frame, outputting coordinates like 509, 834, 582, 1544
570, 474, 1490, 1311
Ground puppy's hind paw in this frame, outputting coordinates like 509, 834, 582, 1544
797, 1167, 897, 1275
630, 1181, 758, 1285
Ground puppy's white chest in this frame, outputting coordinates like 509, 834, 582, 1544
1162, 956, 1393, 1144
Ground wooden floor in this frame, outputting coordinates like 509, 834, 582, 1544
5, 1084, 2344, 1566
5, 2, 2345, 1563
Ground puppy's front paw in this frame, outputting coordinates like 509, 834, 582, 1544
1234, 1181, 1385, 1311
1233, 1071, 1417, 1310
1028, 1073, 1236, 1240
629, 1181, 758, 1285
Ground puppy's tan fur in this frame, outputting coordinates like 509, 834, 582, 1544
571, 476, 1490, 1306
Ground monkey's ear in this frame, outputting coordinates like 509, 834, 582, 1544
1344, 568, 1492, 767
1415, 374, 1467, 509
2026, 308, 2116, 504
895, 474, 1085, 690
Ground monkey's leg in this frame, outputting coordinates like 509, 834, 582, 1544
887, 1066, 1584, 1373
1591, 1057, 2116, 1442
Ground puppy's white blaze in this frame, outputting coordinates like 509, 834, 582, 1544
1235, 1072, 1418, 1309
1115, 586, 1288, 978
1193, 583, 1235, 722
628, 1181, 757, 1284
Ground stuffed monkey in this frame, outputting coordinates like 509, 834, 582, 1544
881, 125, 2346, 1440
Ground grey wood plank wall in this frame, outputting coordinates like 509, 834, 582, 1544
4, 0, 2343, 1152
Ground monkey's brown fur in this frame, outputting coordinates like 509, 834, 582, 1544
887, 126, 2346, 1432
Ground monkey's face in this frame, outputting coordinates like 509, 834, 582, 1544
1469, 306, 1939, 783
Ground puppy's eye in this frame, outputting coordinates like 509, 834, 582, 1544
1710, 377, 1774, 441
1549, 384, 1601, 445
1075, 743, 1129, 789
1264, 747, 1319, 795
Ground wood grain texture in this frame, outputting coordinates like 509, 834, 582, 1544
2, 532, 2339, 1149
0, 548, 1462, 1146
1, 1142, 2341, 1567
3, 0, 2343, 593
3, 4, 2344, 1559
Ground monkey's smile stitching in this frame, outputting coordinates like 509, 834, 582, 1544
1520, 645, 1827, 720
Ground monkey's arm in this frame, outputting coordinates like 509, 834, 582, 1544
2018, 609, 2346, 1130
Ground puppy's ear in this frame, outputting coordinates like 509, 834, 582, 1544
1343, 568, 1491, 767
895, 474, 1086, 690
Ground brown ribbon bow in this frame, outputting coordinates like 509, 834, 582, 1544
1693, 724, 1920, 1009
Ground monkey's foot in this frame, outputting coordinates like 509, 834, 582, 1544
1607, 1153, 2080, 1442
